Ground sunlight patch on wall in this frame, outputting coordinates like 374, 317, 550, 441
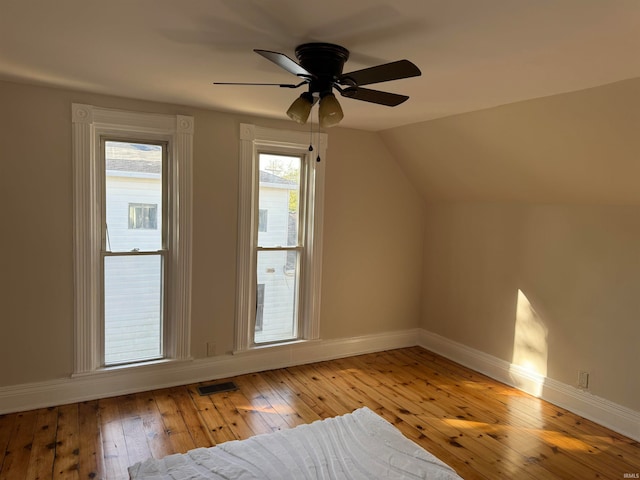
509, 289, 548, 397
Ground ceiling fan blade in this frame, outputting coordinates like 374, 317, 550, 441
340, 87, 409, 106
214, 81, 307, 88
339, 59, 421, 87
254, 49, 314, 78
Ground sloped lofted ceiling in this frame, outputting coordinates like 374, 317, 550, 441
380, 77, 640, 204
2, 0, 640, 132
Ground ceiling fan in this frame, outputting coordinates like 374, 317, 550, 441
214, 43, 421, 127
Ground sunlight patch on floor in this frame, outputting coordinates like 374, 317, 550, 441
441, 417, 611, 453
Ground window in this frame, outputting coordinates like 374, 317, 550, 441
128, 203, 158, 230
104, 140, 164, 365
255, 153, 301, 343
72, 104, 193, 373
236, 124, 326, 351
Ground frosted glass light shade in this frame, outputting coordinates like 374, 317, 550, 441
286, 92, 314, 124
319, 93, 343, 128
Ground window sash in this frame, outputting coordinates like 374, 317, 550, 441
101, 139, 168, 367
254, 248, 301, 344
102, 252, 166, 366
252, 153, 305, 345
235, 123, 326, 353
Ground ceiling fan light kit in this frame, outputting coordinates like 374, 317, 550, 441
286, 92, 315, 124
215, 42, 421, 127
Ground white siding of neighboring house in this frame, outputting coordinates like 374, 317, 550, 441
255, 182, 298, 343
104, 173, 162, 364
105, 173, 162, 252
103, 168, 296, 358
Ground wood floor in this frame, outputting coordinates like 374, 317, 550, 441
0, 347, 638, 479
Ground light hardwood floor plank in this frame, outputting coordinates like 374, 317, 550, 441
52, 404, 80, 480
229, 375, 290, 433
1, 347, 638, 480
404, 347, 640, 474
98, 397, 130, 480
25, 407, 57, 480
397, 348, 640, 477
151, 389, 196, 455
1, 410, 38, 480
0, 413, 16, 474
77, 401, 104, 480
187, 384, 237, 445
353, 350, 589, 479
168, 387, 213, 449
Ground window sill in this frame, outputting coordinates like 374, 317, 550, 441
71, 357, 194, 378
232, 338, 321, 355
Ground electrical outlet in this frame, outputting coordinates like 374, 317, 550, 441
206, 342, 216, 357
578, 371, 590, 389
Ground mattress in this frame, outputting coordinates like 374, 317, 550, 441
129, 406, 463, 479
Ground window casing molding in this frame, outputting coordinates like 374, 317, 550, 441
236, 123, 327, 352
72, 104, 193, 374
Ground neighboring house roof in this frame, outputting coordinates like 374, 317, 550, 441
260, 170, 296, 186
105, 142, 162, 175
106, 158, 161, 174
106, 158, 294, 184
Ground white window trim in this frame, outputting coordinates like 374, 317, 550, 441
72, 104, 193, 375
236, 123, 327, 352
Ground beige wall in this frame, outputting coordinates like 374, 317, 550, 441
0, 80, 424, 387
4, 73, 638, 415
381, 78, 640, 412
321, 128, 425, 339
421, 203, 640, 411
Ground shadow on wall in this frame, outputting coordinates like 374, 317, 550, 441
509, 289, 548, 397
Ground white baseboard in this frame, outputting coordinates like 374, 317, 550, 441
0, 329, 419, 415
2, 327, 638, 443
418, 329, 640, 442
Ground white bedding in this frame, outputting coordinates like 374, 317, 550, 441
128, 406, 463, 479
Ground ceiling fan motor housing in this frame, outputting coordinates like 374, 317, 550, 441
295, 43, 350, 95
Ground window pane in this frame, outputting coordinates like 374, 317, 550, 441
258, 154, 300, 248
254, 250, 298, 344
105, 141, 162, 252
256, 284, 265, 332
104, 254, 163, 365
129, 203, 158, 230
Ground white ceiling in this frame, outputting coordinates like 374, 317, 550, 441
2, 0, 640, 131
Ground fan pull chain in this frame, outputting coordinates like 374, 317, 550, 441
308, 110, 314, 153
316, 107, 321, 162
307, 103, 320, 162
